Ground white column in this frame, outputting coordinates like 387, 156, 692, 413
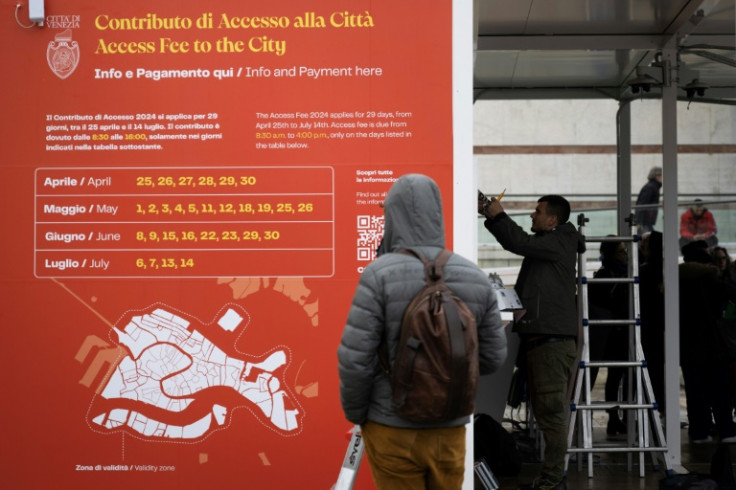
661, 41, 681, 468
454, 1, 476, 488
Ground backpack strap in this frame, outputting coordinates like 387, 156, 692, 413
401, 248, 452, 283
424, 250, 469, 417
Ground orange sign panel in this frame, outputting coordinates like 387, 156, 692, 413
0, 1, 453, 488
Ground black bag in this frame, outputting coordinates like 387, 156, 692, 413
710, 443, 736, 489
716, 319, 736, 360
473, 413, 521, 477
716, 304, 736, 361
507, 346, 527, 409
658, 474, 717, 489
380, 248, 479, 422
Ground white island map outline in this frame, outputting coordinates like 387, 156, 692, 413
90, 305, 301, 441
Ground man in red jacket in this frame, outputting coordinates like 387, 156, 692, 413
679, 199, 718, 250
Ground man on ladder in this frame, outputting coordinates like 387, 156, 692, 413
480, 194, 585, 490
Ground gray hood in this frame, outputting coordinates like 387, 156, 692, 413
381, 174, 445, 252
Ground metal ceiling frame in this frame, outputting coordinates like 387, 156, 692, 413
473, 1, 735, 102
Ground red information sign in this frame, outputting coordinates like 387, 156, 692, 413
1, 1, 454, 488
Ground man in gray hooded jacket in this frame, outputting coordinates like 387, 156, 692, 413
338, 174, 506, 489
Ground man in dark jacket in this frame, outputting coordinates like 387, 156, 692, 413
479, 194, 584, 490
679, 241, 736, 443
339, 174, 507, 489
635, 166, 663, 233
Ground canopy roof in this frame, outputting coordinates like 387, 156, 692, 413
473, 0, 736, 102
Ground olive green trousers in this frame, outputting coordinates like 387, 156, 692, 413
526, 338, 577, 484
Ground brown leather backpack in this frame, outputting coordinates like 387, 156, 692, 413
380, 248, 479, 422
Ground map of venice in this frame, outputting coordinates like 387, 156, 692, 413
90, 305, 301, 440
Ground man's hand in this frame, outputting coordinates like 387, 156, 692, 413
486, 197, 504, 218
478, 195, 504, 219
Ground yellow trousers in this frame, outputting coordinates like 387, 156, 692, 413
361, 421, 466, 490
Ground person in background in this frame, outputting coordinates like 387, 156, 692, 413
639, 231, 666, 414
479, 193, 584, 490
679, 241, 736, 444
713, 247, 736, 413
679, 199, 718, 250
588, 239, 630, 436
635, 166, 663, 233
339, 174, 507, 490
714, 247, 735, 285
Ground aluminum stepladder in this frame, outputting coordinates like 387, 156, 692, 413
565, 213, 672, 479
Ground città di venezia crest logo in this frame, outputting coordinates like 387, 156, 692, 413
47, 28, 80, 79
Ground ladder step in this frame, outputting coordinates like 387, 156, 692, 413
568, 446, 666, 454
582, 360, 644, 368
584, 277, 637, 284
585, 319, 637, 326
573, 402, 656, 411
584, 235, 640, 243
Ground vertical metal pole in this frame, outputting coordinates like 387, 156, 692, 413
616, 102, 632, 237
577, 217, 594, 478
617, 105, 634, 470
661, 41, 681, 468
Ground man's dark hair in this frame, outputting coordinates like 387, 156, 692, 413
682, 240, 712, 264
538, 195, 571, 224
599, 236, 623, 262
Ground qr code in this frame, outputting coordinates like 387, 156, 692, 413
356, 215, 385, 262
